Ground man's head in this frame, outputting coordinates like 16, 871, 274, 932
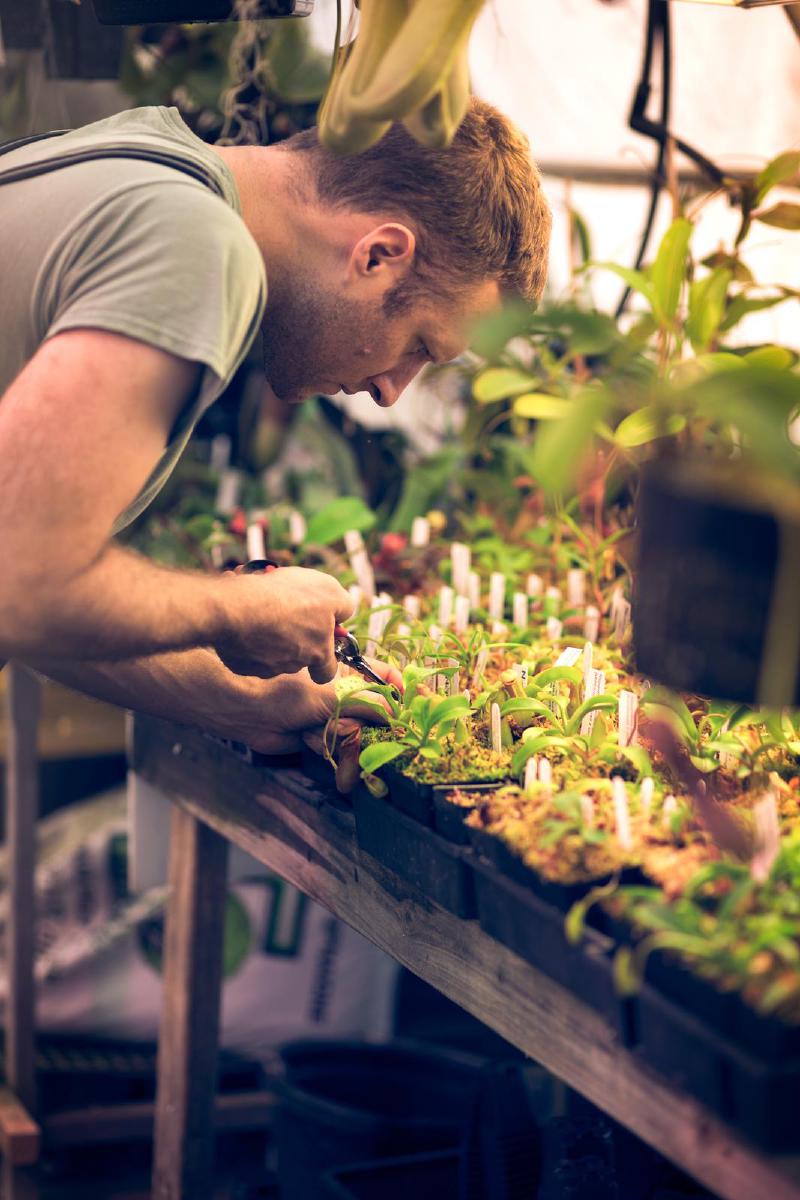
258, 96, 551, 406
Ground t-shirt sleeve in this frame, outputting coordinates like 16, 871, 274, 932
36, 177, 266, 387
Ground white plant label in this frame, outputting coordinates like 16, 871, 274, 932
526, 573, 543, 598
584, 605, 600, 643
428, 623, 443, 645
662, 794, 678, 827
514, 662, 530, 689
210, 432, 232, 473
491, 703, 503, 754
492, 621, 508, 638
555, 647, 583, 668
582, 640, 593, 686
618, 690, 639, 748
438, 585, 454, 628
639, 776, 654, 812
454, 594, 471, 634
524, 757, 538, 794
567, 568, 586, 608
580, 669, 606, 738
613, 777, 633, 850
468, 570, 482, 612
288, 510, 307, 545
403, 594, 421, 619
346, 530, 376, 600
538, 758, 552, 792
443, 658, 460, 697
471, 647, 489, 690
513, 592, 529, 629
546, 616, 563, 642
366, 599, 389, 657
451, 542, 471, 595
489, 573, 506, 621
246, 522, 266, 562
751, 791, 780, 884
215, 467, 241, 515
396, 622, 411, 638
580, 794, 595, 828
411, 516, 430, 548
614, 598, 632, 642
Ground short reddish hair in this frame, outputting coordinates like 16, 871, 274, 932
288, 97, 551, 305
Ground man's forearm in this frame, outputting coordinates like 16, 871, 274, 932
2, 544, 228, 663
25, 646, 259, 738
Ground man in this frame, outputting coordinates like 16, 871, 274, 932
0, 97, 551, 785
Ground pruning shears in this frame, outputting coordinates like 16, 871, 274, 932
243, 558, 387, 689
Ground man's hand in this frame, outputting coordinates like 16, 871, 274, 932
29, 648, 401, 792
215, 567, 353, 685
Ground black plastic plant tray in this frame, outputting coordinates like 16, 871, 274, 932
382, 763, 512, 828
615, 930, 800, 1063
432, 786, 505, 846
468, 824, 609, 916
725, 1044, 800, 1151
353, 786, 476, 919
470, 857, 633, 1042
633, 983, 738, 1116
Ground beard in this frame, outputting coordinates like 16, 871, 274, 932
260, 271, 378, 406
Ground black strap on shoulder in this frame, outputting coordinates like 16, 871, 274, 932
0, 128, 226, 197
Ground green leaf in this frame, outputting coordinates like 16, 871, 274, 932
529, 386, 611, 494
641, 687, 698, 746
566, 694, 618, 736
613, 407, 686, 448
472, 367, 536, 404
529, 666, 584, 690
304, 496, 376, 546
651, 218, 693, 324
686, 267, 732, 352
753, 202, 800, 231
358, 741, 407, 773
755, 150, 800, 205
619, 744, 654, 778
613, 947, 642, 997
428, 695, 471, 729
700, 252, 753, 285
469, 299, 534, 359
744, 345, 796, 370
512, 394, 575, 420
500, 697, 560, 722
719, 292, 794, 334
589, 262, 655, 309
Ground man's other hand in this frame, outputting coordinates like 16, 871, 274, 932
215, 566, 354, 684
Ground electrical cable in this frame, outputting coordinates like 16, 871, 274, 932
616, 0, 728, 318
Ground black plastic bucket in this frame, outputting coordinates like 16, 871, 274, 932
275, 1040, 483, 1200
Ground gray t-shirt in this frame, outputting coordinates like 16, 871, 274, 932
0, 106, 267, 532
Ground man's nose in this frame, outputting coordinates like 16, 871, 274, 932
368, 360, 425, 408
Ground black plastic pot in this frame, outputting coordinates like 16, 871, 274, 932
91, 0, 312, 24
633, 459, 800, 706
322, 1151, 460, 1200
353, 786, 476, 919
276, 1040, 482, 1200
726, 1045, 800, 1151
471, 858, 633, 1043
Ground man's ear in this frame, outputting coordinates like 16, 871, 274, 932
348, 222, 416, 280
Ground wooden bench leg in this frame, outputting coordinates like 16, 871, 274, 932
152, 805, 228, 1200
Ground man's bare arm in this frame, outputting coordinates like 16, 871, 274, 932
26, 649, 400, 760
0, 330, 351, 681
